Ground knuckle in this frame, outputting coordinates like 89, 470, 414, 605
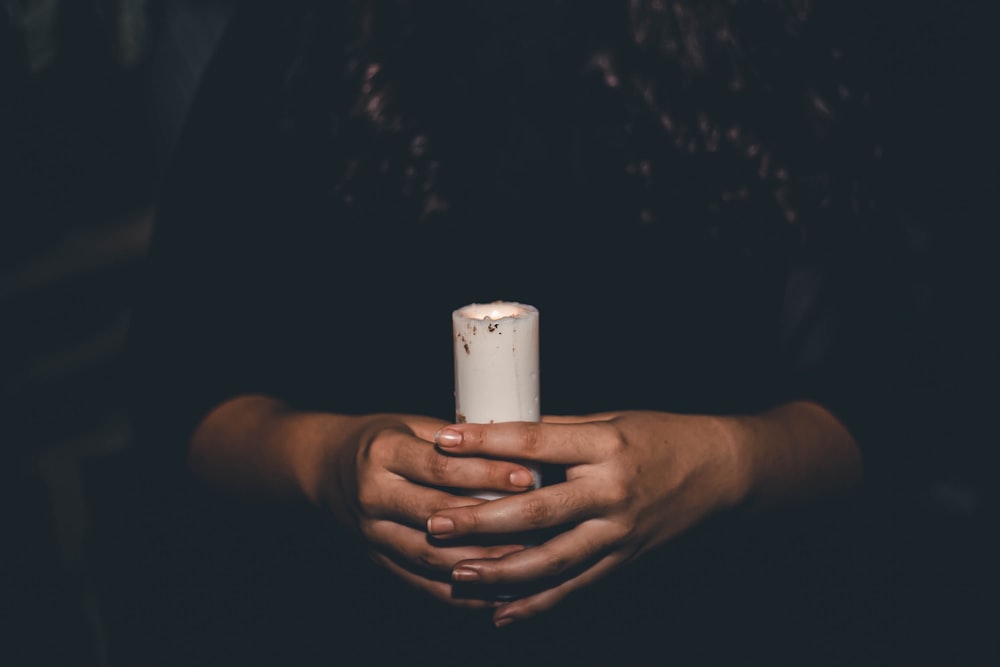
464, 508, 483, 530
598, 423, 628, 457
602, 480, 630, 508
428, 452, 451, 481
540, 550, 571, 577
521, 497, 551, 527
356, 483, 382, 513
358, 519, 379, 543
365, 435, 394, 467
617, 519, 639, 544
367, 550, 387, 570
519, 423, 543, 455
415, 546, 443, 571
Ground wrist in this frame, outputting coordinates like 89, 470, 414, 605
712, 413, 758, 511
717, 401, 863, 513
267, 408, 319, 506
272, 410, 366, 512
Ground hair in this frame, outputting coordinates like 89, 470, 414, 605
282, 0, 884, 257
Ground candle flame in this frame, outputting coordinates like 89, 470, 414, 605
456, 301, 537, 321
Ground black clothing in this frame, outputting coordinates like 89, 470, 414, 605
122, 3, 911, 665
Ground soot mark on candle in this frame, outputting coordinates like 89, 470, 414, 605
488, 323, 498, 332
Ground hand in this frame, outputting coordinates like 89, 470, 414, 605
425, 411, 749, 624
316, 413, 539, 608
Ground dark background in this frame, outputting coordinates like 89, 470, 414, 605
1, 1, 996, 665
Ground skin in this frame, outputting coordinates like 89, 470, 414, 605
189, 396, 535, 610
189, 396, 861, 625
428, 403, 862, 626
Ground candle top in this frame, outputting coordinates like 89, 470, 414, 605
454, 301, 538, 321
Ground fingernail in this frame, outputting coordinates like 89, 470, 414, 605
452, 567, 480, 583
509, 469, 534, 488
435, 428, 463, 448
426, 516, 454, 534
495, 616, 515, 629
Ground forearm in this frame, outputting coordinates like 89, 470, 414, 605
728, 400, 863, 512
188, 394, 364, 508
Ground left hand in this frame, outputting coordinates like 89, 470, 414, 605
427, 411, 750, 626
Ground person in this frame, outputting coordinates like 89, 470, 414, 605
124, 1, 912, 664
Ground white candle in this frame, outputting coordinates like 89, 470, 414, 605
452, 301, 541, 499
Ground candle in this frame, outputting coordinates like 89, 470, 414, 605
452, 301, 541, 500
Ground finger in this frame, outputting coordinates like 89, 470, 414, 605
448, 520, 622, 585
426, 482, 613, 537
403, 416, 449, 443
370, 552, 497, 610
491, 552, 626, 626
434, 421, 621, 465
541, 413, 619, 424
384, 434, 536, 492
369, 478, 485, 529
365, 519, 527, 575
